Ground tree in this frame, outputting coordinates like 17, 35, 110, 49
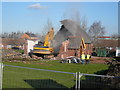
81, 16, 87, 31
88, 21, 105, 42
42, 18, 53, 36
1, 31, 24, 38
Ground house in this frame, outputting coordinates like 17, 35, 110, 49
54, 19, 93, 58
93, 39, 119, 57
98, 36, 112, 40
2, 38, 39, 55
57, 37, 93, 58
26, 40, 38, 54
2, 38, 26, 50
20, 32, 38, 40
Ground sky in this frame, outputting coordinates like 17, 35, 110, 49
2, 2, 118, 36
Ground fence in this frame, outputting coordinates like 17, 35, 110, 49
75, 72, 120, 90
2, 65, 120, 89
2, 65, 75, 89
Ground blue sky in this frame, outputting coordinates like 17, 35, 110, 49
2, 2, 118, 36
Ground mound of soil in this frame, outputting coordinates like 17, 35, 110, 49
90, 56, 112, 64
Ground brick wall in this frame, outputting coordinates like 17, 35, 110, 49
57, 40, 69, 58
58, 40, 93, 58
84, 44, 93, 55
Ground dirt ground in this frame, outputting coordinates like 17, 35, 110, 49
90, 56, 113, 64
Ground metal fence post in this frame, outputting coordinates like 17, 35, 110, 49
78, 72, 80, 89
75, 72, 78, 90
75, 72, 83, 90
0, 63, 3, 90
78, 72, 83, 90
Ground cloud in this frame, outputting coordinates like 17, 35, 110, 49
27, 3, 48, 9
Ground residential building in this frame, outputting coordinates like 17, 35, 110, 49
20, 33, 38, 40
54, 19, 93, 58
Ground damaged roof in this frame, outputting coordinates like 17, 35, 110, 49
53, 19, 92, 52
54, 19, 91, 50
54, 25, 72, 47
68, 36, 90, 49
60, 19, 91, 43
68, 37, 82, 49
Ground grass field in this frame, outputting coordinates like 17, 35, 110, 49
3, 60, 109, 88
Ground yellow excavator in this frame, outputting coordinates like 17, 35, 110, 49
31, 28, 54, 58
80, 37, 86, 54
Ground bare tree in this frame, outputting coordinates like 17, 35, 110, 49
1, 31, 24, 38
42, 18, 53, 36
88, 21, 105, 42
81, 16, 87, 31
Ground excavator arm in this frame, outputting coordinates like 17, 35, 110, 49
81, 37, 86, 54
44, 28, 54, 47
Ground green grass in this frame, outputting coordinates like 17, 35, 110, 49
3, 66, 75, 88
3, 60, 109, 88
3, 60, 109, 74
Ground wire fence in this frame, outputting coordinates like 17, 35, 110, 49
2, 65, 75, 89
2, 65, 120, 90
75, 72, 120, 90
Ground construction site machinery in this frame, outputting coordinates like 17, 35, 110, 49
31, 28, 54, 58
80, 37, 86, 55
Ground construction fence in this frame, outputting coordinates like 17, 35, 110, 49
1, 64, 120, 90
2, 64, 75, 89
75, 72, 120, 90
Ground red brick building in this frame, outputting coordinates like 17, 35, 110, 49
54, 19, 93, 58
57, 37, 93, 58
20, 33, 38, 40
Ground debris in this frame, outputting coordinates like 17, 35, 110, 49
107, 57, 120, 76
105, 57, 120, 89
90, 56, 112, 64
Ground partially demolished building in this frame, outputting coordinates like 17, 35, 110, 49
54, 19, 93, 58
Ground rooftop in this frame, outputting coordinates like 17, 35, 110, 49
25, 33, 37, 37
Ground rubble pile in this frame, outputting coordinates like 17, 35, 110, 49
106, 57, 120, 89
107, 57, 120, 76
30, 54, 43, 59
2, 49, 22, 58
2, 49, 31, 60
82, 57, 120, 89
